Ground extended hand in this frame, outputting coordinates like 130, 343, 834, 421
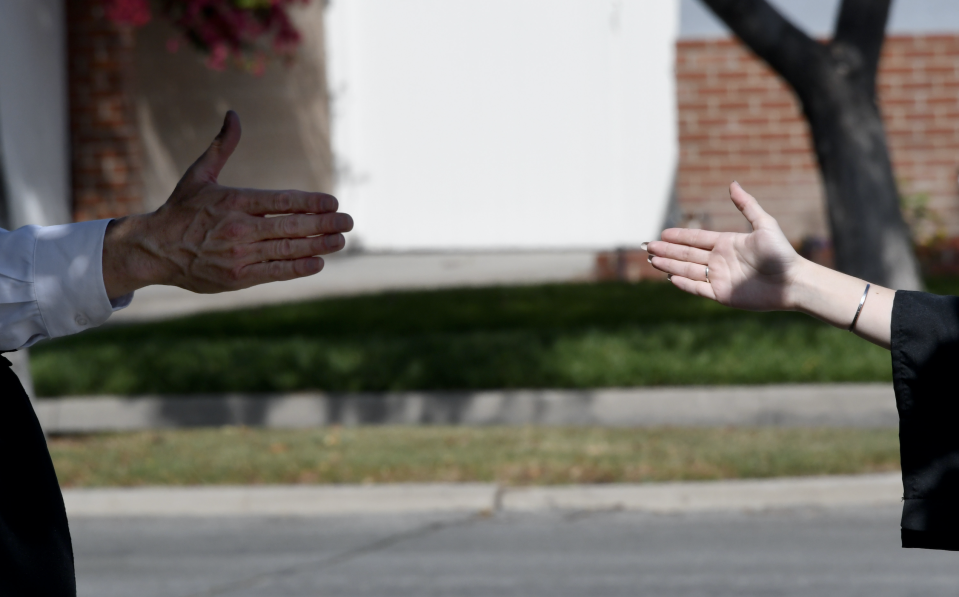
646, 182, 804, 312
102, 111, 353, 299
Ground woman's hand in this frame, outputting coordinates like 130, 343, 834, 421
646, 182, 806, 312
646, 181, 894, 349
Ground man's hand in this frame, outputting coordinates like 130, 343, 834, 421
102, 111, 353, 299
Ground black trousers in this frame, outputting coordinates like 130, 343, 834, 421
0, 355, 76, 595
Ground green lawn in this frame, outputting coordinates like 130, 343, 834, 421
49, 427, 901, 488
32, 278, 940, 397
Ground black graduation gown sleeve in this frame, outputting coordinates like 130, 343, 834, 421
892, 290, 959, 551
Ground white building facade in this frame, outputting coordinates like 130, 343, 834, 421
326, 0, 680, 251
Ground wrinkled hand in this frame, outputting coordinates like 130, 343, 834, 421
102, 111, 353, 299
646, 182, 804, 312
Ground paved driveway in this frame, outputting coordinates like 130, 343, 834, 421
74, 506, 959, 597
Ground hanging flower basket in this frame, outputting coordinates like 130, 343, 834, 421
105, 0, 309, 74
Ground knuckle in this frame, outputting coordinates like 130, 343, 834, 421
278, 238, 295, 257
274, 192, 292, 213
228, 266, 245, 283
229, 244, 247, 260
269, 261, 286, 279
223, 221, 247, 241
281, 215, 299, 236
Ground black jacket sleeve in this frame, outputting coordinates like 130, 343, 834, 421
892, 290, 959, 550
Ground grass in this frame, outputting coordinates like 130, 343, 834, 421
49, 426, 901, 488
31, 280, 906, 397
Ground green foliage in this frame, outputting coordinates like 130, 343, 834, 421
32, 282, 894, 396
49, 426, 901, 487
900, 186, 946, 247
926, 276, 959, 296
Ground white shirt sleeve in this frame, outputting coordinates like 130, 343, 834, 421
0, 219, 133, 352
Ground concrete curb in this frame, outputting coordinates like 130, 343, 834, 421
37, 384, 898, 433
63, 484, 497, 517
501, 473, 903, 513
63, 473, 903, 518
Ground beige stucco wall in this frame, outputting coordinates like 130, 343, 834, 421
132, 4, 333, 211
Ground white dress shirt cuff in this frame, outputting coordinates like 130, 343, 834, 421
34, 219, 132, 339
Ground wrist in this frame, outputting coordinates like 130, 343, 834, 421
102, 213, 165, 299
782, 257, 818, 313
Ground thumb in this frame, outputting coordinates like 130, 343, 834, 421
729, 181, 772, 230
188, 111, 241, 183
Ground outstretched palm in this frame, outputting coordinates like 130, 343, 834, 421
646, 183, 805, 312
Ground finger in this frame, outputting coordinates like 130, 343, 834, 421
669, 275, 717, 301
252, 212, 354, 241
729, 181, 773, 230
646, 241, 711, 265
237, 189, 339, 215
238, 257, 325, 287
188, 111, 242, 184
243, 234, 345, 264
650, 256, 709, 282
659, 228, 721, 251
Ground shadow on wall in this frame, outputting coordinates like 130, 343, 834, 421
133, 3, 334, 210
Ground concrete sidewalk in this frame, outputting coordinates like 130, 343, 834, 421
63, 473, 903, 518
110, 250, 596, 322
36, 383, 898, 433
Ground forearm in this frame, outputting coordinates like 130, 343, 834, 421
787, 259, 893, 349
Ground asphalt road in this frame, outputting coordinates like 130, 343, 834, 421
74, 506, 959, 597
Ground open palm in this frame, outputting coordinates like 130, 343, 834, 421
646, 183, 805, 312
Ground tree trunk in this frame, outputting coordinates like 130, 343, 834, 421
801, 61, 921, 290
700, 0, 922, 290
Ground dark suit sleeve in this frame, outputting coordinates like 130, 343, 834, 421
892, 290, 959, 550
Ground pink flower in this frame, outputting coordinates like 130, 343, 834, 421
108, 0, 311, 72
205, 44, 230, 71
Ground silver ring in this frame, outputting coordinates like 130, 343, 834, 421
705, 265, 709, 284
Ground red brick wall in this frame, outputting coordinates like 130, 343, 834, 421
882, 35, 959, 239
67, 0, 144, 222
676, 35, 959, 244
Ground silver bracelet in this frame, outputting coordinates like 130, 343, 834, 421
848, 284, 871, 332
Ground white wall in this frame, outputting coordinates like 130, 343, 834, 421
326, 0, 679, 251
0, 0, 71, 228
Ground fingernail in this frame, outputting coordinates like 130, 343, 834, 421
667, 274, 672, 282
217, 111, 233, 138
640, 242, 649, 252
647, 255, 653, 264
